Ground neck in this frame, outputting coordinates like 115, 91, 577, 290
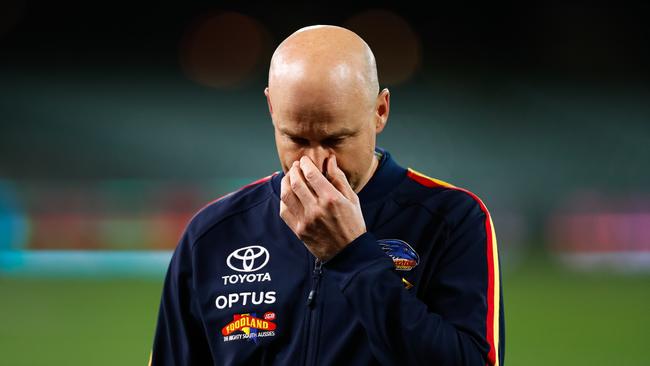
353, 153, 379, 193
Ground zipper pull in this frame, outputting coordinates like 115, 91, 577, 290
307, 258, 323, 307
307, 289, 316, 307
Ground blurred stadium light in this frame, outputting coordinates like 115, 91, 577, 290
344, 9, 422, 86
180, 11, 273, 88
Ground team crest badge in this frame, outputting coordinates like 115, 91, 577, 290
378, 239, 420, 271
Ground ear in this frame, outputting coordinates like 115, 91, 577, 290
264, 87, 273, 115
374, 88, 390, 133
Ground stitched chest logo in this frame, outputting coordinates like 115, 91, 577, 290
378, 239, 420, 271
227, 245, 270, 272
217, 245, 276, 310
221, 312, 277, 343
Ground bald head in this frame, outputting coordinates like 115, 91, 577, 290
268, 25, 379, 104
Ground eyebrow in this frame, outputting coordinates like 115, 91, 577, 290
279, 127, 357, 139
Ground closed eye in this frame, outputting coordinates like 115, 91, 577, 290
322, 137, 344, 147
289, 136, 309, 146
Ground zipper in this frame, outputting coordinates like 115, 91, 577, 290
307, 258, 323, 307
303, 258, 323, 365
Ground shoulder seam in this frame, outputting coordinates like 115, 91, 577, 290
406, 168, 456, 189
406, 168, 488, 210
188, 174, 276, 250
195, 173, 277, 213
190, 194, 272, 251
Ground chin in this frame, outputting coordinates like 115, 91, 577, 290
347, 176, 360, 192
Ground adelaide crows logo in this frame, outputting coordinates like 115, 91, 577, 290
378, 239, 420, 271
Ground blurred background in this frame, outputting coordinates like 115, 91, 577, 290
1, 1, 649, 365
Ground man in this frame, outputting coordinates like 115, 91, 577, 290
151, 25, 504, 365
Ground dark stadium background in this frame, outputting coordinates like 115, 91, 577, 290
1, 1, 648, 365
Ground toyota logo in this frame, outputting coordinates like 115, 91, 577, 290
226, 245, 270, 272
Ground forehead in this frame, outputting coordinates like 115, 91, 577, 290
273, 85, 371, 132
274, 98, 367, 136
274, 101, 365, 136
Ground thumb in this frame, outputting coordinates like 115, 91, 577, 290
327, 155, 356, 201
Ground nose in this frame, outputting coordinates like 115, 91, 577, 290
303, 146, 331, 173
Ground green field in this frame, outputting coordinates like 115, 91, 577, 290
1, 258, 648, 366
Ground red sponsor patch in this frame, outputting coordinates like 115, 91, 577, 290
221, 314, 277, 336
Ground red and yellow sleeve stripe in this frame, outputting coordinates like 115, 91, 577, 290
406, 168, 501, 366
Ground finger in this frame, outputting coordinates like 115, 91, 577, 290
279, 200, 300, 233
289, 161, 318, 207
327, 155, 357, 201
280, 173, 303, 218
299, 156, 338, 198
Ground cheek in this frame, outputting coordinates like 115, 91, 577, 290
344, 150, 375, 185
332, 158, 355, 182
276, 143, 302, 171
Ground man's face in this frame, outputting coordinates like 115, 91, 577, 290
266, 85, 379, 192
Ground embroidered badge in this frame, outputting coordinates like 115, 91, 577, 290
378, 239, 420, 271
221, 312, 277, 343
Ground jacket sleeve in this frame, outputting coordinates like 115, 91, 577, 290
150, 232, 213, 365
324, 197, 503, 366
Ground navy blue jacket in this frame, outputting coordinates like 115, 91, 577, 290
151, 148, 505, 365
